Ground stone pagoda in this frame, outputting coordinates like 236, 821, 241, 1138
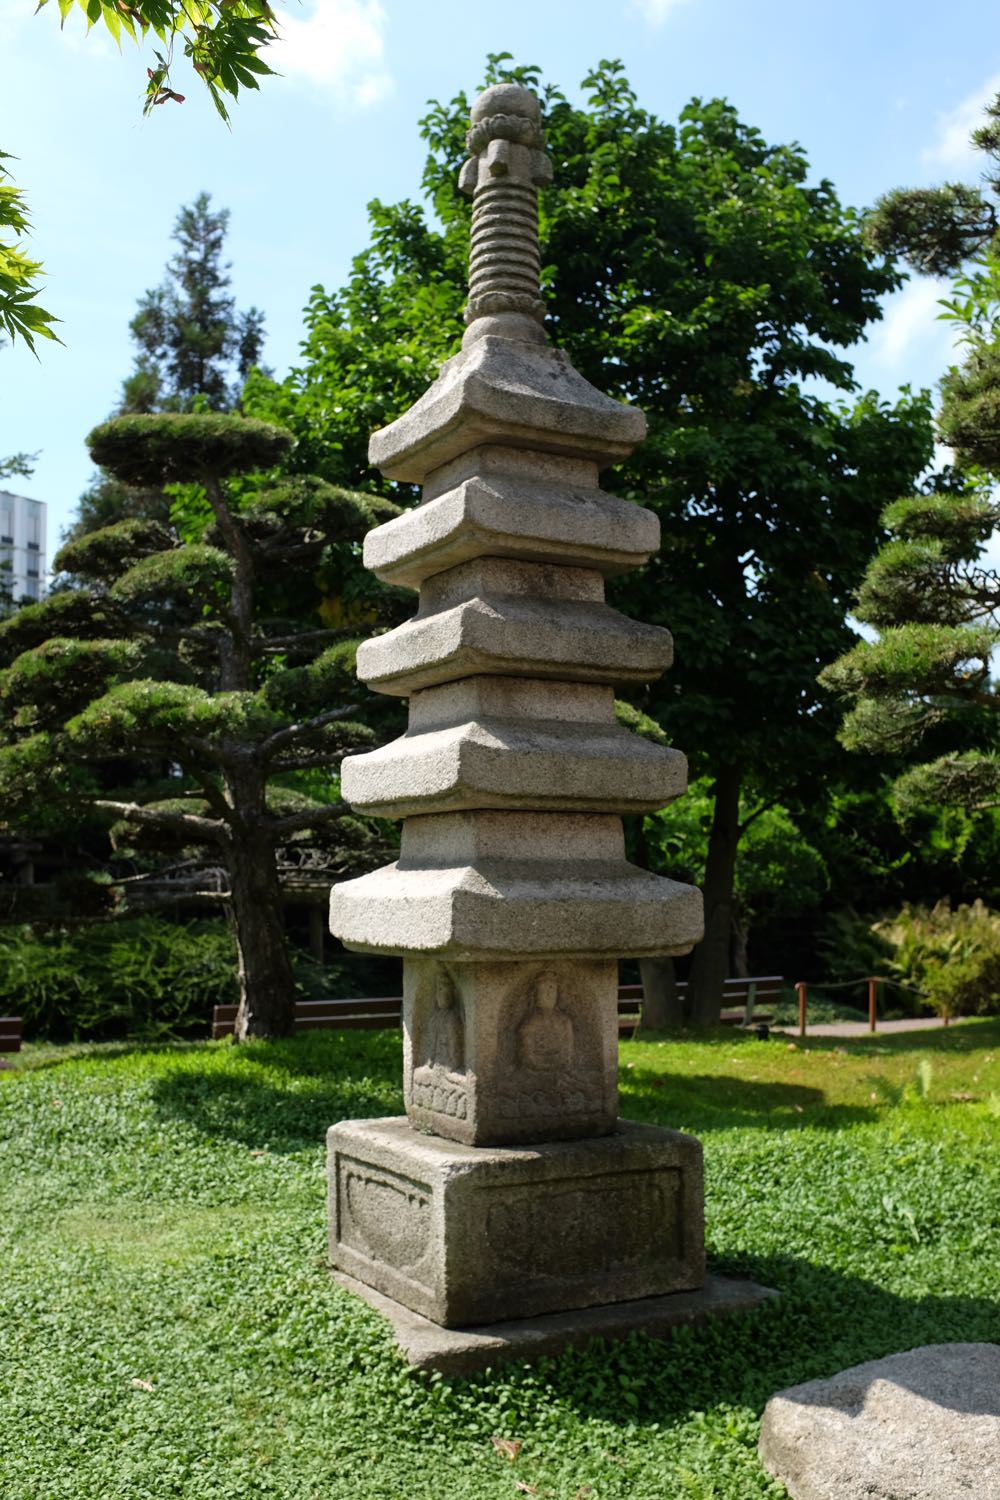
328, 82, 710, 1346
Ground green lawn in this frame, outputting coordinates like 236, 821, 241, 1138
3, 1023, 1000, 1499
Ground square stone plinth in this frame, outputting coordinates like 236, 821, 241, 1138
327, 1116, 705, 1328
333, 1269, 778, 1376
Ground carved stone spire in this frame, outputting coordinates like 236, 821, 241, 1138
327, 83, 707, 1337
458, 83, 552, 339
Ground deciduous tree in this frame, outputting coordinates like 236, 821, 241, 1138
248, 55, 935, 1023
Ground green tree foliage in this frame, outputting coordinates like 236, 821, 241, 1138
0, 412, 400, 1039
247, 56, 935, 1022
866, 91, 1000, 277
69, 194, 267, 541
0, 154, 59, 353
122, 193, 266, 415
821, 473, 1000, 817
35, 0, 279, 123
641, 779, 827, 988
824, 96, 1000, 832
6, 2, 279, 352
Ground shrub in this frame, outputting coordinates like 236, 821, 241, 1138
875, 899, 1000, 1019
0, 916, 369, 1041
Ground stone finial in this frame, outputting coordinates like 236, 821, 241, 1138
458, 83, 553, 337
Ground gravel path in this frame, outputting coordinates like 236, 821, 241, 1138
772, 1016, 964, 1039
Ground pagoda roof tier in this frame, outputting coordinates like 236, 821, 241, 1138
356, 557, 672, 698
328, 812, 703, 960
364, 449, 658, 590
368, 335, 647, 486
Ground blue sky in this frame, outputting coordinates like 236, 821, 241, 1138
3, 0, 1000, 551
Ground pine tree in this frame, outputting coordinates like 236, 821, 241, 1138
123, 192, 266, 414
65, 194, 268, 545
0, 413, 399, 1039
823, 95, 1000, 823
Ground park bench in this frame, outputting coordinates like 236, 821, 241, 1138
211, 996, 403, 1039
616, 975, 784, 1035
0, 1015, 23, 1061
213, 977, 784, 1040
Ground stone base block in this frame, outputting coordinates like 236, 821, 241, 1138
327, 1116, 705, 1328
333, 1269, 777, 1376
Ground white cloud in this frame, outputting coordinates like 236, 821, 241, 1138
269, 0, 391, 106
631, 0, 692, 26
870, 275, 954, 370
923, 72, 1000, 172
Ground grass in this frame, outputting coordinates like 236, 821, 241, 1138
3, 1022, 1000, 1499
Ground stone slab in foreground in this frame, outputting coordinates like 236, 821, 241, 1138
759, 1342, 1000, 1500
333, 1268, 776, 1376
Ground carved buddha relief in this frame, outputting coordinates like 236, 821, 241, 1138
516, 971, 574, 1072
412, 969, 468, 1120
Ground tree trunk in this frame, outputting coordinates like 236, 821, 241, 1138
639, 957, 685, 1028
308, 905, 326, 965
228, 826, 297, 1041
731, 898, 750, 980
688, 763, 742, 1027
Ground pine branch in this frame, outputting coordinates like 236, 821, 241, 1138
257, 705, 362, 760
267, 803, 352, 836
267, 752, 354, 771
94, 799, 227, 842
257, 628, 350, 653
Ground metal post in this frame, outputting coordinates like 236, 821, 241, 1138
868, 976, 878, 1033
796, 981, 807, 1038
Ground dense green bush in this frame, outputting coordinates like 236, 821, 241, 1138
0, 918, 237, 1040
875, 899, 1000, 1019
0, 917, 365, 1041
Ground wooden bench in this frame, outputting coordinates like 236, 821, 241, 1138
0, 1016, 23, 1062
617, 975, 784, 1035
212, 997, 403, 1039
216, 992, 652, 1040
214, 978, 784, 1041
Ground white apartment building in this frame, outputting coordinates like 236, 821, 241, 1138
0, 491, 46, 604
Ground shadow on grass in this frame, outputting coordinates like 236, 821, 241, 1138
620, 1071, 877, 1132
150, 1030, 404, 1153
445, 1250, 1000, 1429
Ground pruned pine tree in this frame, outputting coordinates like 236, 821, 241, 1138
67, 192, 267, 545
0, 413, 399, 1039
820, 473, 1000, 819
824, 92, 1000, 825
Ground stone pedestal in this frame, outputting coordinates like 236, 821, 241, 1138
328, 1117, 705, 1328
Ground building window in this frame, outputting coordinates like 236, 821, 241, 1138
26, 540, 40, 552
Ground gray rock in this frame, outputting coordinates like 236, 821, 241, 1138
342, 677, 687, 819
759, 1343, 1000, 1500
355, 556, 673, 697
329, 811, 703, 959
